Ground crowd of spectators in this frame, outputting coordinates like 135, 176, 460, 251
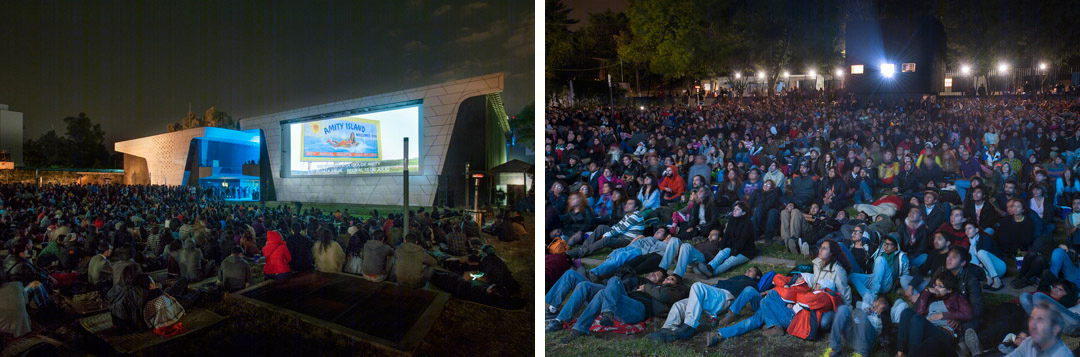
0, 183, 527, 347
546, 95, 1080, 356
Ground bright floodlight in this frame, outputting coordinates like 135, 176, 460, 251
639, 106, 645, 110
734, 72, 741, 79
783, 71, 789, 78
881, 62, 896, 78
998, 62, 1009, 73
757, 71, 765, 79
1040, 62, 1047, 70
960, 65, 971, 75
835, 69, 843, 77
808, 70, 817, 77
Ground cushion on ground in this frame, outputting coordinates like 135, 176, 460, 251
78, 308, 226, 354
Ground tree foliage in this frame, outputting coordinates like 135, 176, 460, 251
546, 0, 579, 78
23, 112, 116, 168
167, 106, 237, 132
618, 0, 699, 80
508, 102, 534, 147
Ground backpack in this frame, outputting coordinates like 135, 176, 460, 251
547, 237, 569, 255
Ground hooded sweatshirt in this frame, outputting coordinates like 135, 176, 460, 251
176, 238, 204, 281
658, 165, 686, 201
262, 231, 292, 275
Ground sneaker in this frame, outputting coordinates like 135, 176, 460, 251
694, 262, 715, 278
800, 241, 811, 257
965, 328, 981, 355
545, 319, 564, 333
598, 311, 615, 326
646, 329, 677, 343
545, 305, 558, 319
672, 323, 696, 340
704, 331, 721, 347
786, 238, 799, 255
561, 329, 586, 343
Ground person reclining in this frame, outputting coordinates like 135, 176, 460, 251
647, 267, 765, 342
582, 226, 673, 282
560, 270, 689, 342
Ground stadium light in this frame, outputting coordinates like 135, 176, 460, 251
960, 64, 971, 75
757, 71, 765, 80
783, 71, 789, 78
1039, 62, 1047, 71
880, 62, 895, 78
997, 62, 1009, 74
734, 72, 741, 79
835, 69, 843, 77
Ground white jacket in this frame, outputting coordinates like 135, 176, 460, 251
812, 257, 852, 305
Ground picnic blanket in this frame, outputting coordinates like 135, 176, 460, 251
78, 308, 225, 354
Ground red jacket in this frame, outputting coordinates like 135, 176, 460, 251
915, 291, 973, 323
262, 231, 292, 275
658, 165, 686, 201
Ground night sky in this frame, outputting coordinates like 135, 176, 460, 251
1, 1, 533, 146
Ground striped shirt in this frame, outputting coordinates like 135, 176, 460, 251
605, 209, 648, 241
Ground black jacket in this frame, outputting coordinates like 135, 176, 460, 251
2, 255, 48, 286
722, 215, 758, 259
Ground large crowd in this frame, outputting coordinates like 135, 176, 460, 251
0, 183, 527, 348
545, 94, 1080, 356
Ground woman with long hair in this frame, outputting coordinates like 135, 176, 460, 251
313, 228, 345, 273
560, 193, 596, 244
638, 174, 661, 210
1056, 167, 1080, 207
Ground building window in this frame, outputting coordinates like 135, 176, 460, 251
944, 78, 953, 87
902, 63, 916, 72
850, 64, 864, 74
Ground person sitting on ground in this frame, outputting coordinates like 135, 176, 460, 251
935, 208, 969, 248
659, 165, 687, 206
567, 199, 648, 259
106, 264, 150, 332
87, 241, 113, 289
647, 267, 765, 342
284, 223, 314, 273
748, 179, 781, 242
176, 238, 210, 282
897, 207, 930, 268
583, 226, 673, 282
3, 238, 55, 311
963, 221, 1007, 291
697, 202, 757, 278
462, 213, 481, 238
672, 187, 720, 240
962, 280, 1077, 355
217, 246, 251, 293
962, 187, 998, 236
361, 230, 394, 282
704, 240, 852, 347
658, 228, 722, 278
560, 269, 689, 342
313, 228, 345, 273
394, 233, 437, 289
850, 235, 907, 304
1006, 301, 1075, 357
895, 270, 973, 357
823, 295, 891, 357
262, 230, 292, 280
901, 232, 952, 300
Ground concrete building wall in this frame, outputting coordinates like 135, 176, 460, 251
0, 107, 24, 165
239, 73, 504, 206
114, 127, 207, 186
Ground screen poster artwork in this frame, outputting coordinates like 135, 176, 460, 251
300, 118, 381, 162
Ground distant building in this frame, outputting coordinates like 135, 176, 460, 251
0, 104, 23, 166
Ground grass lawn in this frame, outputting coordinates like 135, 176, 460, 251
549, 216, 1079, 356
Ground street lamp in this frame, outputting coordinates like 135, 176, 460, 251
960, 65, 971, 75
881, 62, 896, 78
835, 69, 843, 77
783, 71, 789, 78
808, 70, 816, 78
757, 71, 765, 80
997, 62, 1009, 74
734, 72, 741, 79
1039, 62, 1047, 71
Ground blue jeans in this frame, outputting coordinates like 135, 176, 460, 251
853, 181, 874, 205
1021, 292, 1080, 335
681, 282, 735, 328
975, 249, 1006, 279
899, 274, 930, 294
709, 248, 750, 275
910, 253, 928, 267
555, 280, 604, 322
546, 270, 599, 309
829, 304, 877, 356
752, 207, 779, 238
849, 256, 894, 304
658, 237, 684, 271
1032, 213, 1056, 240
717, 290, 795, 339
955, 179, 971, 203
572, 277, 647, 333
24, 284, 49, 307
589, 247, 643, 277
838, 243, 862, 274
729, 286, 762, 314
671, 242, 706, 277
1050, 248, 1080, 289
